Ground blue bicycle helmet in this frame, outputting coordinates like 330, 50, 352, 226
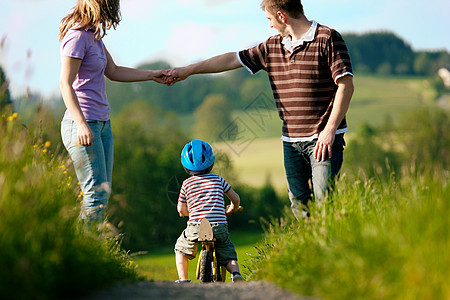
181, 140, 215, 172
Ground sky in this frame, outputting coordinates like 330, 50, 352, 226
1, 0, 449, 99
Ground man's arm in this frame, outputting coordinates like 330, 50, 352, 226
314, 75, 354, 162
167, 52, 242, 84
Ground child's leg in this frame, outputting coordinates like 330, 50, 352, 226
176, 252, 189, 280
225, 259, 240, 273
226, 260, 244, 282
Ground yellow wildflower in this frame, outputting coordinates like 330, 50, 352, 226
44, 141, 51, 148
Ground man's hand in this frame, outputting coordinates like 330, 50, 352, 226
314, 128, 335, 162
314, 75, 354, 162
164, 67, 191, 86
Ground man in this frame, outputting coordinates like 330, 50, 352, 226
166, 0, 354, 218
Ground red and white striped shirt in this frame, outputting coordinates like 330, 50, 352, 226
178, 173, 231, 224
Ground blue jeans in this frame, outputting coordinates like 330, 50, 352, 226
61, 118, 114, 222
283, 134, 345, 217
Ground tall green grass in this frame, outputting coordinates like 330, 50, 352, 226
0, 112, 138, 299
245, 169, 449, 299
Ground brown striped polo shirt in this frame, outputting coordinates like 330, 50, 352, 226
238, 23, 353, 140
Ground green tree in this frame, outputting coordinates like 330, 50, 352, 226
108, 101, 188, 250
193, 94, 232, 142
344, 122, 401, 179
344, 32, 415, 75
240, 77, 267, 106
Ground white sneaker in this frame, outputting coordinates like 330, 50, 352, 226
175, 279, 191, 283
232, 274, 244, 282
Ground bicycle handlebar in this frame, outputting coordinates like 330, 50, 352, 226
180, 206, 243, 217
230, 205, 243, 214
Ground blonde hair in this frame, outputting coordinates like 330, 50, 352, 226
59, 0, 121, 41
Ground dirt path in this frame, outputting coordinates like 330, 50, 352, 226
81, 280, 316, 300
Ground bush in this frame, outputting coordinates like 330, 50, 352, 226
0, 112, 138, 299
344, 108, 449, 180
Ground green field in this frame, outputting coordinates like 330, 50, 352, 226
210, 75, 437, 190
347, 75, 435, 130
133, 230, 263, 282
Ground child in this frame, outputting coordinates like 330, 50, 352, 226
174, 140, 243, 283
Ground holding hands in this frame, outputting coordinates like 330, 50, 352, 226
159, 67, 191, 86
157, 52, 242, 86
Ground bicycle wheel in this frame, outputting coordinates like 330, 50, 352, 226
199, 249, 213, 282
213, 255, 222, 282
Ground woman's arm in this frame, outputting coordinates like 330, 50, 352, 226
104, 47, 168, 83
59, 56, 93, 146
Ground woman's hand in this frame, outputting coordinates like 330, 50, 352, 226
77, 121, 93, 146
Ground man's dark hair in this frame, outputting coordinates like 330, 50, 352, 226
260, 0, 304, 18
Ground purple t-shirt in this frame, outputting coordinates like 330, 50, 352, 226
60, 27, 110, 121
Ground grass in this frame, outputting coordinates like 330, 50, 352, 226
0, 111, 138, 299
244, 169, 450, 300
214, 137, 285, 191
348, 75, 435, 130
133, 230, 264, 282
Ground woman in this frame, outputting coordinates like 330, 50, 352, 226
59, 0, 166, 223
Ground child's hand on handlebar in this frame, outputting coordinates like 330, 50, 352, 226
226, 204, 243, 215
225, 204, 236, 214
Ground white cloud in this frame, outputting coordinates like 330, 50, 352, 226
165, 23, 220, 62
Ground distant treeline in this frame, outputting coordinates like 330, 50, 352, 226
106, 31, 450, 115
344, 31, 450, 76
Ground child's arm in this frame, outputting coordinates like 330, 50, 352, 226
225, 188, 240, 214
177, 202, 189, 217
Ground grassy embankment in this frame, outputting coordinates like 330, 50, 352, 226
245, 169, 449, 299
0, 112, 138, 299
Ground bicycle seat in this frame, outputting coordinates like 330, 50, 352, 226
197, 218, 214, 242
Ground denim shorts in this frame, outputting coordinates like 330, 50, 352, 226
174, 222, 238, 266
283, 134, 345, 213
